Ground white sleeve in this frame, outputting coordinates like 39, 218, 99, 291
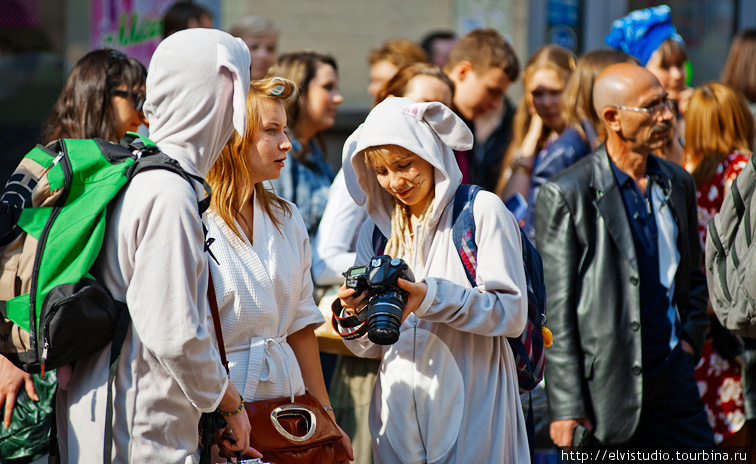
312, 170, 367, 286
123, 173, 228, 412
413, 191, 528, 338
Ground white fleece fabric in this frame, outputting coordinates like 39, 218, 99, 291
57, 29, 250, 463
342, 97, 530, 463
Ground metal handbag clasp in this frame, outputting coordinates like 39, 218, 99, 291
270, 403, 317, 442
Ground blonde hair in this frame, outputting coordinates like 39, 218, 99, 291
685, 82, 754, 189
361, 145, 435, 265
207, 77, 297, 242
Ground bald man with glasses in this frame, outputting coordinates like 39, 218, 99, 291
534, 63, 715, 453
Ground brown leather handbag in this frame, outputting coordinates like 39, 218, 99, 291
243, 391, 346, 463
207, 275, 346, 463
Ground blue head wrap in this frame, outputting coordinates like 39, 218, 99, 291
604, 5, 684, 66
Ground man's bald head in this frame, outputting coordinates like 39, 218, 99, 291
593, 63, 674, 157
593, 63, 662, 119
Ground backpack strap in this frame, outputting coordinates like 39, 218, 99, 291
119, 134, 213, 216
372, 224, 388, 256
449, 184, 538, 460
103, 309, 130, 464
451, 184, 481, 287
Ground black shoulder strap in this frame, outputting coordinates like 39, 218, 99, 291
126, 153, 212, 216
103, 307, 130, 464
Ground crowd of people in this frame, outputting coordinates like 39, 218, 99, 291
1, 1, 756, 463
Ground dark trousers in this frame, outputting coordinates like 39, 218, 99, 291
630, 351, 716, 449
565, 352, 719, 463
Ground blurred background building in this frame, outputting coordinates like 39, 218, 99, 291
1, 0, 755, 179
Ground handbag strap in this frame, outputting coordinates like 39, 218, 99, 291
208, 269, 294, 402
208, 273, 230, 376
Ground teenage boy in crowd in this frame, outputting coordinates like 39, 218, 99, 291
445, 28, 520, 191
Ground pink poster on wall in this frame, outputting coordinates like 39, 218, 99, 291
90, 0, 178, 68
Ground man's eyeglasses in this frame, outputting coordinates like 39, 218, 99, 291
111, 89, 145, 112
613, 99, 675, 116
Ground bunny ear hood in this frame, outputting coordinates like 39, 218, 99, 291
342, 97, 473, 236
144, 28, 251, 177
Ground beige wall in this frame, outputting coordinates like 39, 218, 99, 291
223, 0, 529, 107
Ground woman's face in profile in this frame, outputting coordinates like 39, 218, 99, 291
246, 99, 292, 184
110, 84, 147, 140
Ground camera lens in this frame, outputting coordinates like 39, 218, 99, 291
366, 288, 404, 345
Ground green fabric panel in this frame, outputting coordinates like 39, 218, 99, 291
16, 208, 50, 241
6, 295, 30, 332
128, 131, 156, 146
23, 146, 55, 169
45, 162, 64, 192
34, 140, 133, 320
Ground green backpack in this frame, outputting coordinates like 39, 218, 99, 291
0, 133, 209, 374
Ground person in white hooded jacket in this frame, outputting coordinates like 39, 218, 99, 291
56, 29, 258, 462
336, 97, 530, 463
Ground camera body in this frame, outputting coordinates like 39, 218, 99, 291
343, 255, 415, 345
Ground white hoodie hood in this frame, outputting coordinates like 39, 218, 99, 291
342, 97, 473, 237
144, 28, 251, 177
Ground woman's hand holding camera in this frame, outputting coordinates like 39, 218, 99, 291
395, 278, 427, 323
336, 284, 368, 316
336, 278, 426, 324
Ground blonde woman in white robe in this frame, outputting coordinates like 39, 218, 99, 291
205, 77, 354, 462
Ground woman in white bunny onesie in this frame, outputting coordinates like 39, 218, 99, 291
337, 97, 530, 463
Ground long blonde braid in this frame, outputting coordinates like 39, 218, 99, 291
384, 191, 435, 266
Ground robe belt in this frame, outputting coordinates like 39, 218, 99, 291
236, 335, 295, 402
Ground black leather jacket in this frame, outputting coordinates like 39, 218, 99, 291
534, 145, 709, 443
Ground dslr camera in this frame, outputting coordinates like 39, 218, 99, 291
342, 255, 415, 345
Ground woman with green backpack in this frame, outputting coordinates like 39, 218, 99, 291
0, 48, 147, 464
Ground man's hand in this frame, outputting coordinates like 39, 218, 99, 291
680, 339, 695, 356
550, 418, 593, 449
220, 410, 262, 459
217, 382, 261, 458
333, 422, 354, 463
0, 356, 37, 428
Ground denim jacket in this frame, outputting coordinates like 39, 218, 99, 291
269, 134, 334, 240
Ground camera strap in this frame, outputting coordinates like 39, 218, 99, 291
330, 297, 370, 340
